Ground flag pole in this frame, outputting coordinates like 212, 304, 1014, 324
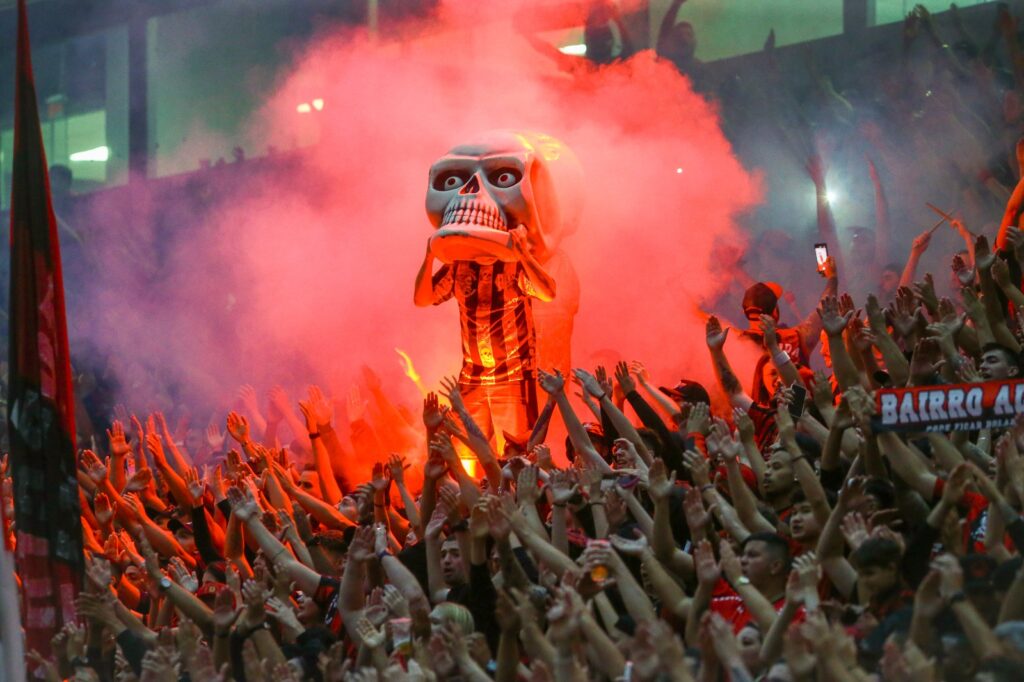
0, 503, 25, 682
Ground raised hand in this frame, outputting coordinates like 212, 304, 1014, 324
694, 539, 720, 586
80, 450, 107, 484
183, 467, 204, 507
516, 465, 542, 506
239, 579, 269, 628
613, 360, 637, 395
484, 495, 511, 541
85, 555, 113, 591
428, 433, 459, 468
423, 453, 448, 482
356, 617, 386, 650
718, 541, 743, 584
759, 314, 779, 349
911, 273, 938, 313
226, 486, 260, 522
387, 454, 408, 485
683, 449, 711, 488
225, 411, 250, 444
682, 486, 710, 533
382, 583, 410, 618
705, 315, 729, 350
305, 385, 333, 427
439, 375, 466, 412
422, 392, 444, 430
817, 296, 853, 337
264, 593, 299, 630
204, 422, 225, 451
370, 462, 389, 494
537, 368, 565, 395
530, 443, 553, 470
647, 459, 677, 503
107, 420, 131, 458
548, 469, 579, 506
93, 492, 114, 528
686, 402, 710, 435
572, 368, 606, 398
348, 525, 376, 563
168, 556, 199, 593
839, 512, 869, 552
733, 406, 755, 442
609, 528, 650, 558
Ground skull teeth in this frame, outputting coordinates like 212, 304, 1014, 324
441, 200, 507, 231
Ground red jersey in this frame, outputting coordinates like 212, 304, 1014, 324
709, 579, 801, 633
432, 261, 540, 386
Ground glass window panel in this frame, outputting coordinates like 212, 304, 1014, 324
650, 0, 844, 62
147, 0, 323, 177
873, 0, 997, 26
0, 24, 128, 210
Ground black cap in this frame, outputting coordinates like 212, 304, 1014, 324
742, 282, 780, 317
658, 380, 711, 406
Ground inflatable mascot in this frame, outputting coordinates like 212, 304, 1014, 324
413, 131, 581, 448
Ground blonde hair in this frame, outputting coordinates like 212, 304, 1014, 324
430, 602, 475, 636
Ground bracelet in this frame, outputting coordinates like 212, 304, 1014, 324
374, 503, 386, 508
309, 432, 320, 440
235, 622, 269, 642
590, 501, 605, 507
377, 549, 392, 560
270, 546, 289, 563
596, 392, 608, 401
553, 502, 567, 508
772, 350, 791, 366
700, 484, 715, 492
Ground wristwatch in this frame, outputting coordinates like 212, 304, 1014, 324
158, 576, 172, 592
737, 576, 751, 585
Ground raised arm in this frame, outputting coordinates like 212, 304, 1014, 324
539, 369, 613, 474
227, 486, 323, 594
509, 226, 555, 301
439, 376, 503, 489
705, 316, 753, 410
576, 367, 652, 465
298, 386, 343, 505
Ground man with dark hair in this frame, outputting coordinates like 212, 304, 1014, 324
979, 342, 1022, 379
711, 532, 793, 632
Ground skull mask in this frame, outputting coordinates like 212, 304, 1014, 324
425, 130, 580, 265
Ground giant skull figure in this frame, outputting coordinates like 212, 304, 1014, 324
414, 131, 581, 450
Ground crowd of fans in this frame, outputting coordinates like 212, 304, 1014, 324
16, 2, 1024, 682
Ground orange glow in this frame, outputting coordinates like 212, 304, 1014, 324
459, 457, 479, 479
395, 348, 426, 395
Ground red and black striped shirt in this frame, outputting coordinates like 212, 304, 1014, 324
432, 261, 540, 385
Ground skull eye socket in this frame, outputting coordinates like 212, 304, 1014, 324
487, 168, 522, 189
434, 171, 468, 191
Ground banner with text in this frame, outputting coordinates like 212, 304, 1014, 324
873, 379, 1024, 433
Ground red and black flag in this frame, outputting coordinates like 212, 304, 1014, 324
7, 0, 83, 658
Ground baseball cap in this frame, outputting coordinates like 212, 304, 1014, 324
502, 430, 531, 450
658, 380, 711, 406
196, 581, 231, 604
742, 282, 783, 317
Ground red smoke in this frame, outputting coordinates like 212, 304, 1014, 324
82, 1, 761, 465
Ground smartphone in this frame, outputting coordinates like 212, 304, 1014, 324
814, 243, 829, 275
788, 384, 807, 419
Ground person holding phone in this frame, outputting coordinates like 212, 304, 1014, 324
735, 251, 837, 400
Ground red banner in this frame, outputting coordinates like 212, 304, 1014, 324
873, 379, 1024, 432
7, 0, 82, 662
